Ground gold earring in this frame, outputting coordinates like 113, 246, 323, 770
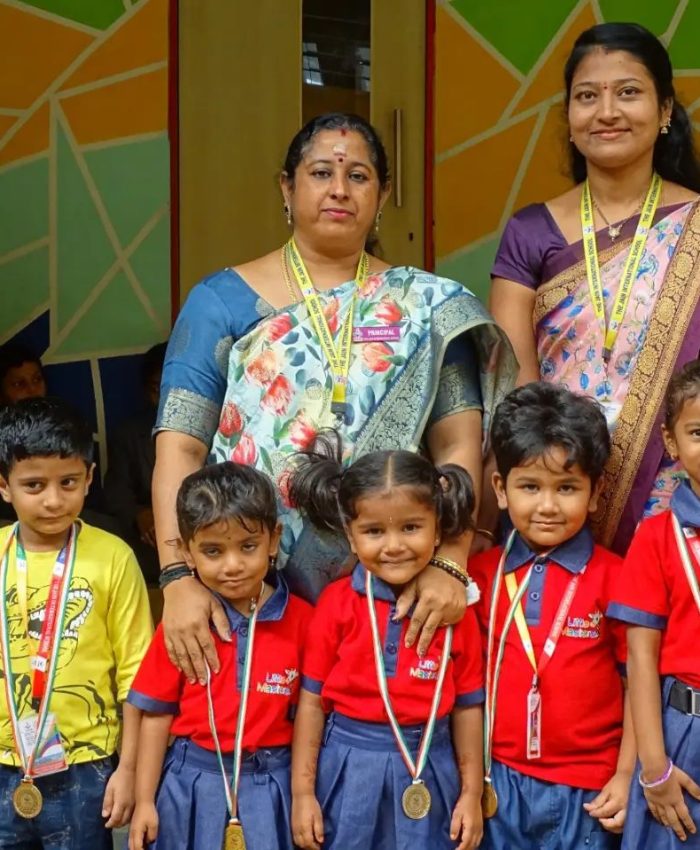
660, 121, 670, 135
375, 211, 382, 232
284, 204, 292, 225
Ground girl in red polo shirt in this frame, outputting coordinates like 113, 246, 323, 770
610, 359, 700, 849
126, 462, 312, 850
289, 435, 485, 850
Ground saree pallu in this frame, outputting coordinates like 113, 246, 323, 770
205, 266, 515, 601
533, 201, 700, 554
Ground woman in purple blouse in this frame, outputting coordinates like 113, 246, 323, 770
489, 23, 700, 554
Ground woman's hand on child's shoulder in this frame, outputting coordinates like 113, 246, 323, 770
292, 792, 325, 849
128, 802, 159, 850
450, 791, 483, 850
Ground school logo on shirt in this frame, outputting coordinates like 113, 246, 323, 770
410, 657, 440, 680
563, 608, 602, 640
256, 668, 299, 696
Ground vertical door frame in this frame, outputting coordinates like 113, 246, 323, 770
424, 0, 436, 271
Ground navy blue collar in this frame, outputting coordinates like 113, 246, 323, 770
215, 574, 289, 630
671, 479, 700, 528
504, 525, 593, 574
351, 563, 399, 602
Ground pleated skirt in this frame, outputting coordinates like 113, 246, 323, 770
624, 677, 700, 850
150, 737, 294, 850
316, 712, 460, 850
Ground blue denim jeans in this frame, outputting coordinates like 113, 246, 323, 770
0, 758, 114, 850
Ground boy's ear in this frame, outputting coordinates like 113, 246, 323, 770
0, 475, 11, 504
180, 540, 196, 569
269, 522, 282, 557
661, 423, 678, 461
492, 471, 508, 510
587, 476, 605, 514
84, 463, 95, 495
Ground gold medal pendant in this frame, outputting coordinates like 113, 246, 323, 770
13, 779, 43, 819
223, 820, 246, 850
481, 781, 498, 818
401, 780, 431, 819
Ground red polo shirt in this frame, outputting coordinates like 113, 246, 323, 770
128, 579, 311, 750
469, 527, 625, 790
301, 564, 484, 725
608, 482, 700, 689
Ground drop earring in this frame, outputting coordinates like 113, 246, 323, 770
660, 121, 670, 135
375, 210, 382, 232
284, 204, 292, 225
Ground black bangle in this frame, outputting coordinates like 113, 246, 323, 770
158, 564, 195, 589
161, 560, 188, 571
429, 558, 471, 588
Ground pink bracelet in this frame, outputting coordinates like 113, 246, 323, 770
638, 759, 674, 789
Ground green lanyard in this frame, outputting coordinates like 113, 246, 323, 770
285, 238, 368, 420
580, 173, 661, 362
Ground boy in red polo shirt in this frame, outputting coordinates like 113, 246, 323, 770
608, 359, 700, 849
470, 383, 633, 850
127, 462, 311, 850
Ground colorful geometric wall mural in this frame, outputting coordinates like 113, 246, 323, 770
0, 0, 170, 476
434, 0, 700, 301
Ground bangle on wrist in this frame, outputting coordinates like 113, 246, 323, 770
161, 560, 188, 571
476, 528, 495, 542
158, 563, 195, 590
429, 556, 471, 588
639, 758, 673, 789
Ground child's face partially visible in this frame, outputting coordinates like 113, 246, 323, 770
346, 485, 440, 588
662, 394, 700, 496
492, 446, 601, 552
186, 518, 280, 608
0, 455, 93, 551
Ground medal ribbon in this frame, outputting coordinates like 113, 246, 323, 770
483, 530, 528, 782
581, 172, 662, 361
206, 585, 263, 826
0, 523, 77, 778
365, 570, 452, 785
671, 516, 700, 615
286, 238, 368, 414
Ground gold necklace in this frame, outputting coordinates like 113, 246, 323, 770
591, 186, 648, 241
280, 247, 299, 302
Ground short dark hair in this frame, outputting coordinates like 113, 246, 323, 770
0, 397, 93, 477
176, 462, 278, 543
665, 359, 700, 431
282, 112, 390, 189
563, 22, 700, 191
0, 342, 43, 384
491, 382, 610, 484
289, 431, 474, 539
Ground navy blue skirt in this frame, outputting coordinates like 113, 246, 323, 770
624, 678, 700, 849
150, 737, 294, 850
316, 713, 460, 850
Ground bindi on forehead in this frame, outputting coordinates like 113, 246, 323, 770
332, 142, 347, 163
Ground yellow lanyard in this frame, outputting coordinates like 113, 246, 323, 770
581, 172, 662, 362
285, 238, 368, 419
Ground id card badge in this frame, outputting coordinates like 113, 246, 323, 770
352, 325, 402, 343
526, 687, 542, 760
18, 713, 68, 777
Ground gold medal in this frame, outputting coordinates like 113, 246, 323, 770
481, 780, 498, 818
223, 821, 246, 850
401, 780, 431, 819
13, 779, 43, 819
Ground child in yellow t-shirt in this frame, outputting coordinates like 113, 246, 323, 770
0, 397, 153, 849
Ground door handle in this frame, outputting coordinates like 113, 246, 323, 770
393, 107, 403, 208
